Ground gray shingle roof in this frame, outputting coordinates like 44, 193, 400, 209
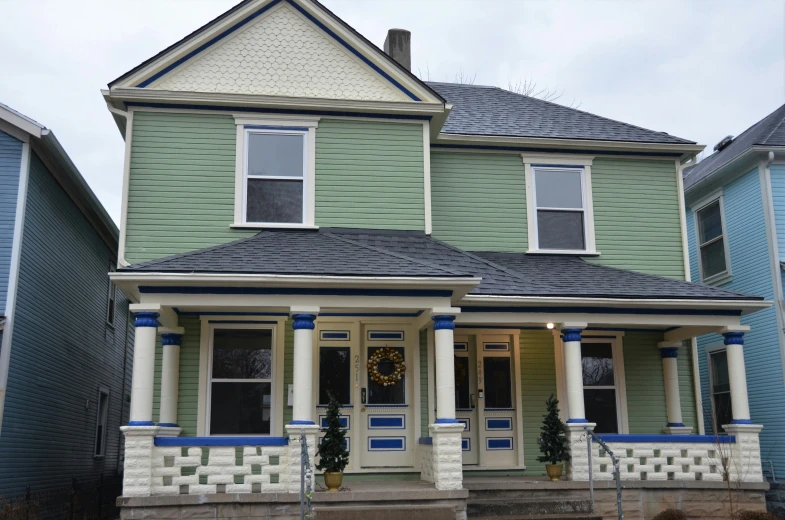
684, 104, 785, 190
427, 82, 695, 145
123, 228, 760, 301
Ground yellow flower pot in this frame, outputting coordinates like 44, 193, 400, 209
323, 471, 343, 492
545, 463, 563, 482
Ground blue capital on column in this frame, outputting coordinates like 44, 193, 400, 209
134, 312, 159, 328
561, 328, 582, 342
292, 314, 317, 330
723, 332, 744, 345
660, 347, 679, 359
432, 315, 456, 330
161, 333, 183, 346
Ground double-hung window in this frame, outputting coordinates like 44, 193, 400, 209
709, 349, 733, 431
580, 342, 622, 434
695, 197, 730, 283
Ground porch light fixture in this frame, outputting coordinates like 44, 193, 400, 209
546, 323, 554, 329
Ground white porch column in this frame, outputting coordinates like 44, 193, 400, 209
159, 328, 184, 428
722, 330, 752, 424
432, 312, 459, 423
561, 324, 588, 424
659, 341, 692, 434
290, 308, 319, 425
129, 312, 159, 426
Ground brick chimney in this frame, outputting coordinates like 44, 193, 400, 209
384, 29, 411, 71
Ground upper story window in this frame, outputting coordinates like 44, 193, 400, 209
695, 196, 730, 283
234, 118, 318, 228
524, 156, 597, 255
106, 264, 116, 326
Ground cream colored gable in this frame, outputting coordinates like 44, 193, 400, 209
149, 3, 410, 102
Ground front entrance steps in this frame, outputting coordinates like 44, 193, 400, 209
465, 477, 594, 518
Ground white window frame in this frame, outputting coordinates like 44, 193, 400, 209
232, 116, 319, 229
205, 323, 277, 437
523, 154, 597, 255
692, 190, 732, 285
106, 264, 116, 327
705, 342, 730, 433
93, 386, 110, 458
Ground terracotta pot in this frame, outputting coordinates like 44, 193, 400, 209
323, 471, 343, 492
545, 463, 563, 482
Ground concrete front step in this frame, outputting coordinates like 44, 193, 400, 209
471, 516, 601, 520
467, 498, 594, 518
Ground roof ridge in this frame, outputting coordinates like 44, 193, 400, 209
323, 232, 468, 277
759, 104, 785, 145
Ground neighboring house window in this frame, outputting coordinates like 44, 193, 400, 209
523, 156, 596, 254
695, 198, 730, 283
233, 118, 318, 228
709, 349, 733, 431
106, 264, 116, 326
581, 342, 620, 434
94, 387, 110, 458
209, 327, 274, 435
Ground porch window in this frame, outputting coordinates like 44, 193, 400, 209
483, 357, 512, 409
581, 343, 619, 433
533, 167, 587, 251
319, 347, 351, 405
696, 198, 730, 283
209, 328, 273, 435
709, 349, 733, 431
454, 356, 471, 409
368, 346, 405, 404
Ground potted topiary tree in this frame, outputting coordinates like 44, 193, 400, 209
537, 394, 571, 481
316, 392, 349, 492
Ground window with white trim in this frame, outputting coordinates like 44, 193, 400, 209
94, 387, 110, 458
208, 327, 274, 435
708, 349, 733, 432
532, 166, 588, 251
581, 342, 620, 434
695, 198, 730, 282
106, 264, 116, 326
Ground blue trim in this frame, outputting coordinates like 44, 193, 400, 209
320, 330, 350, 341
368, 330, 405, 341
595, 434, 735, 444
660, 347, 679, 359
365, 404, 409, 408
285, 1, 420, 101
486, 418, 513, 431
292, 314, 317, 330
486, 437, 514, 450
435, 418, 460, 424
432, 315, 456, 330
483, 342, 509, 351
462, 438, 471, 451
731, 419, 755, 424
461, 306, 742, 317
208, 320, 279, 324
139, 286, 452, 297
289, 420, 316, 425
133, 312, 159, 328
161, 333, 183, 346
368, 436, 406, 451
567, 418, 589, 424
430, 143, 683, 158
174, 309, 290, 316
454, 325, 676, 333
321, 312, 420, 317
154, 436, 289, 447
454, 342, 468, 351
368, 415, 405, 429
561, 328, 582, 342
666, 422, 686, 427
157, 423, 180, 428
245, 125, 310, 131
723, 332, 745, 345
319, 416, 350, 429
127, 421, 155, 427
484, 408, 516, 412
457, 418, 470, 432
531, 164, 585, 169
418, 437, 433, 445
316, 404, 353, 409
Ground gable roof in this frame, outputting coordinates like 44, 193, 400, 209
123, 228, 760, 302
108, 0, 443, 104
427, 82, 695, 145
683, 104, 785, 191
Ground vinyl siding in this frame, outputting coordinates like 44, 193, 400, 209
770, 164, 785, 259
0, 153, 129, 497
420, 329, 429, 438
126, 112, 425, 264
430, 152, 527, 252
0, 130, 22, 312
588, 158, 685, 278
314, 119, 424, 230
519, 330, 557, 476
687, 167, 785, 477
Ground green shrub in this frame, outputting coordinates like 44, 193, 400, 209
652, 509, 686, 520
735, 511, 778, 520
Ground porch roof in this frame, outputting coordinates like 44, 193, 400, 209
121, 228, 760, 303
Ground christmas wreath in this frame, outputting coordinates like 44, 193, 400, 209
367, 347, 406, 386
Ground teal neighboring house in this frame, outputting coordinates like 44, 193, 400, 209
0, 103, 131, 505
684, 104, 785, 482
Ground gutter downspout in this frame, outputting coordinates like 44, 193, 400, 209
0, 140, 32, 434
109, 105, 132, 268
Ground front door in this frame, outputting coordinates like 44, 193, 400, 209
454, 336, 479, 464
476, 334, 519, 466
357, 326, 415, 468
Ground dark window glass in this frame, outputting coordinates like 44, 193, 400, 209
711, 350, 733, 431
697, 201, 727, 279
246, 179, 303, 223
94, 391, 110, 456
700, 238, 727, 279
698, 201, 723, 243
455, 356, 471, 409
537, 210, 585, 250
581, 344, 615, 386
210, 382, 271, 434
483, 357, 512, 408
319, 347, 351, 405
247, 133, 303, 177
368, 347, 405, 405
212, 329, 272, 380
584, 389, 618, 434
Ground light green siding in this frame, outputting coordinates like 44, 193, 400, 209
588, 158, 685, 278
519, 330, 558, 475
420, 329, 429, 438
677, 342, 699, 430
430, 152, 527, 252
314, 119, 424, 230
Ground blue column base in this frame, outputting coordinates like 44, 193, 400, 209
127, 421, 156, 427
434, 418, 460, 424
566, 418, 589, 424
289, 420, 316, 425
666, 422, 686, 427
158, 423, 180, 428
730, 419, 754, 425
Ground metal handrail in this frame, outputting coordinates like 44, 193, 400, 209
585, 427, 623, 520
300, 432, 313, 520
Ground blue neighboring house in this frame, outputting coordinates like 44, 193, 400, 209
0, 103, 131, 507
683, 104, 785, 483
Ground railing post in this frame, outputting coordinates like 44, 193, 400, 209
586, 429, 594, 512
584, 428, 623, 520
299, 431, 312, 520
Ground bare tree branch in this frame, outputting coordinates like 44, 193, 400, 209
508, 77, 581, 109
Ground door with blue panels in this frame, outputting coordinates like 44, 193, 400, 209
358, 326, 415, 468
454, 335, 479, 465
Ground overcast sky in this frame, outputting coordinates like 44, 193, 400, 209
1, 0, 783, 224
